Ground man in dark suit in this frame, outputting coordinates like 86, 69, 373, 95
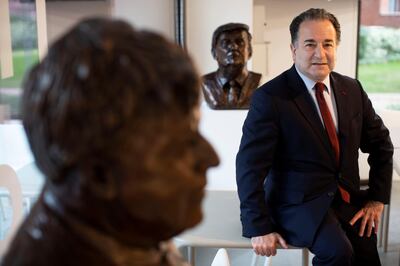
202, 23, 262, 109
236, 8, 393, 266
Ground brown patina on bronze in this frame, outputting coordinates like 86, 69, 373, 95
2, 18, 219, 266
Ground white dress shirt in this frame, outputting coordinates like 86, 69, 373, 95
295, 66, 339, 132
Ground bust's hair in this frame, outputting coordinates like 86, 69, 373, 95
22, 18, 200, 182
211, 22, 252, 57
290, 8, 341, 45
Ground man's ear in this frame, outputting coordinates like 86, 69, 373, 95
211, 48, 216, 59
83, 165, 118, 200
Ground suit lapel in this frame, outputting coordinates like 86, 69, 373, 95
208, 73, 226, 105
238, 78, 252, 106
287, 66, 337, 163
330, 73, 350, 161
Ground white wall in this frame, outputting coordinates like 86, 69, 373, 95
111, 0, 175, 41
46, 1, 111, 45
186, 0, 253, 190
46, 0, 176, 45
186, 0, 359, 190
0, 123, 33, 170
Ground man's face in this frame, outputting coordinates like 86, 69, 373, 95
214, 30, 251, 67
120, 106, 219, 238
290, 19, 337, 82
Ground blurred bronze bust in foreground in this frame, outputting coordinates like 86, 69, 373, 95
1, 18, 219, 266
202, 23, 261, 110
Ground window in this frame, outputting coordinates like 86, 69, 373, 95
381, 0, 400, 15
0, 0, 110, 120
389, 0, 400, 13
0, 0, 39, 120
358, 0, 400, 110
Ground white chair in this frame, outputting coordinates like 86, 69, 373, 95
379, 110, 400, 179
378, 110, 400, 176
16, 162, 44, 212
378, 109, 400, 252
357, 109, 400, 252
0, 164, 23, 257
359, 152, 391, 252
211, 248, 231, 266
251, 248, 309, 266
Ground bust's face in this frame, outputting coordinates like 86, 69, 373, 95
119, 106, 219, 239
214, 30, 250, 67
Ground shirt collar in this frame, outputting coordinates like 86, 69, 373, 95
215, 68, 249, 88
294, 65, 332, 94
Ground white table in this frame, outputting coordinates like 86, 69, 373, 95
174, 190, 309, 266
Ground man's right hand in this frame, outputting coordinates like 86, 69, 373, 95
251, 233, 288, 257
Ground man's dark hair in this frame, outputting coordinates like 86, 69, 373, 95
211, 22, 252, 57
22, 18, 200, 182
289, 8, 341, 45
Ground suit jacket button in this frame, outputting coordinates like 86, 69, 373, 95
328, 192, 335, 197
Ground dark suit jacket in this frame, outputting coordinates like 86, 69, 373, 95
236, 65, 393, 247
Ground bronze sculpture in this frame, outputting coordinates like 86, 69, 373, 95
1, 18, 219, 266
202, 23, 262, 110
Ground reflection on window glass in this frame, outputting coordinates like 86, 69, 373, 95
358, 0, 400, 110
0, 0, 39, 119
381, 0, 400, 14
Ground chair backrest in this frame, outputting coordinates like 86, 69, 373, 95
360, 110, 400, 179
379, 109, 400, 177
0, 164, 23, 257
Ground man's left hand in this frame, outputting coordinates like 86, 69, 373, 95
349, 200, 384, 237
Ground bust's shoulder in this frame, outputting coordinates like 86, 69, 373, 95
247, 71, 262, 84
202, 71, 217, 81
248, 71, 262, 79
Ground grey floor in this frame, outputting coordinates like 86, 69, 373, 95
192, 181, 400, 266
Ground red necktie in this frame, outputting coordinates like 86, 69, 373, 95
315, 82, 350, 203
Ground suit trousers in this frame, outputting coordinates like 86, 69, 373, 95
309, 196, 381, 266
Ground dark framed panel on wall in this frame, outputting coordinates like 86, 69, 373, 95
174, 0, 186, 48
